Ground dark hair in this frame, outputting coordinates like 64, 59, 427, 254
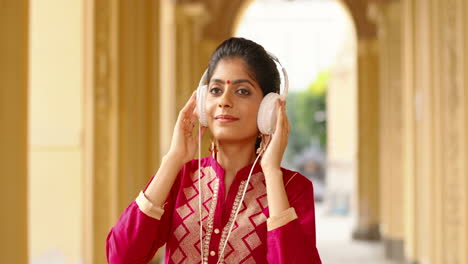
207, 37, 281, 96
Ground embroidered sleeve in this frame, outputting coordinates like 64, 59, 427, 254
135, 191, 165, 220
267, 207, 298, 231
266, 174, 322, 264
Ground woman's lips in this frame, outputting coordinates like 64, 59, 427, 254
215, 115, 239, 122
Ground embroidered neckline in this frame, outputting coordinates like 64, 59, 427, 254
201, 177, 220, 263
217, 179, 248, 262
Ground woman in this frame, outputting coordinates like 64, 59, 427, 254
106, 37, 322, 264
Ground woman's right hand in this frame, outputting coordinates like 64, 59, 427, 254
167, 91, 206, 164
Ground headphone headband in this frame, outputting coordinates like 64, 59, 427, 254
266, 51, 289, 98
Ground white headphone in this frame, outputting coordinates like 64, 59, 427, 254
196, 52, 289, 135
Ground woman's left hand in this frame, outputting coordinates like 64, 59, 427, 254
260, 98, 290, 174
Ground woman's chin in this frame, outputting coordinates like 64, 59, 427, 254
211, 131, 258, 144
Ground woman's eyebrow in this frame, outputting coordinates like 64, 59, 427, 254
211, 79, 225, 84
211, 78, 255, 87
232, 79, 255, 87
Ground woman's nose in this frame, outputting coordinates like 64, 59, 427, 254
218, 90, 233, 108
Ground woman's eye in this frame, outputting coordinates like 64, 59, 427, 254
237, 88, 251, 96
209, 87, 222, 95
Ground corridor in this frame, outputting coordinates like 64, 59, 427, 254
316, 204, 398, 264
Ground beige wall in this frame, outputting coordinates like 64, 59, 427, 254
28, 0, 83, 263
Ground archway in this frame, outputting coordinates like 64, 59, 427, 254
212, 0, 381, 243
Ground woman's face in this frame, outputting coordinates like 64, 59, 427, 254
205, 57, 264, 144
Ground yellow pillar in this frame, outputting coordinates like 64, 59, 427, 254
402, 0, 436, 261
373, 0, 405, 260
464, 1, 468, 261
160, 0, 208, 155
175, 3, 211, 110
159, 0, 177, 156
403, 0, 468, 263
0, 1, 29, 263
160, 1, 212, 154
118, 0, 161, 211
352, 37, 381, 241
83, 0, 161, 263
83, 1, 120, 263
465, 1, 468, 260
434, 0, 467, 263
401, 0, 417, 261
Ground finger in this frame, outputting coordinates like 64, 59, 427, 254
180, 91, 197, 115
282, 100, 290, 134
190, 111, 198, 122
275, 98, 284, 134
192, 105, 204, 124
262, 135, 272, 151
187, 92, 198, 111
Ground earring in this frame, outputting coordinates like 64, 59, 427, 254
256, 134, 264, 155
209, 139, 218, 158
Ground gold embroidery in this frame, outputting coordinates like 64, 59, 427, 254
172, 167, 219, 264
217, 172, 268, 263
172, 167, 269, 264
217, 179, 247, 262
202, 178, 219, 263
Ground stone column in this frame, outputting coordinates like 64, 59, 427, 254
464, 2, 468, 262
83, 0, 120, 263
83, 0, 160, 263
175, 2, 212, 156
352, 37, 381, 241
118, 0, 161, 213
465, 0, 468, 261
373, 0, 405, 260
159, 0, 177, 156
0, 1, 29, 263
340, 0, 383, 242
401, 0, 417, 261
174, 3, 211, 110
402, 0, 468, 263
435, 0, 467, 263
402, 0, 437, 261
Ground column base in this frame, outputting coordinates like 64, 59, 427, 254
352, 224, 381, 241
384, 238, 405, 260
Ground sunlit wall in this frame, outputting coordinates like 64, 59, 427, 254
28, 0, 84, 263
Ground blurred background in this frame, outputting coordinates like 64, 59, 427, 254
1, 0, 467, 263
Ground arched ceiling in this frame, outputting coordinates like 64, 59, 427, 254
341, 0, 377, 39
174, 0, 378, 40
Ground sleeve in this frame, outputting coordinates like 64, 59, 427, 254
266, 176, 322, 264
106, 172, 181, 264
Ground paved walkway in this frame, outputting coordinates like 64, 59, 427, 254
315, 203, 398, 264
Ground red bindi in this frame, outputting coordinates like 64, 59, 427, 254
226, 80, 231, 84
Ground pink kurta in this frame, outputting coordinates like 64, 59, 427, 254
106, 156, 322, 264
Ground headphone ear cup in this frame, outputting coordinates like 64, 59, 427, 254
196, 84, 208, 127
257, 93, 281, 135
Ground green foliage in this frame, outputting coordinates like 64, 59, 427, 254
285, 70, 329, 162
